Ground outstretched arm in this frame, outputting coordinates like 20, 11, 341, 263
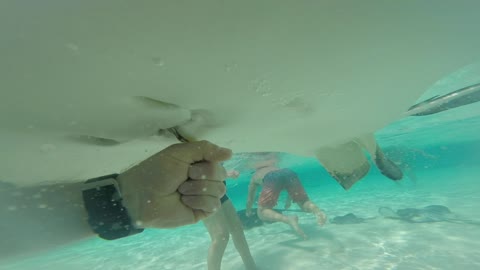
0, 141, 231, 260
0, 182, 94, 259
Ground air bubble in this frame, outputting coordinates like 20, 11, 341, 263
152, 57, 165, 67
224, 63, 238, 72
38, 204, 48, 209
40, 144, 56, 153
65, 43, 80, 53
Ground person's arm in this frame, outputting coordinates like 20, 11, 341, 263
252, 158, 276, 170
0, 182, 94, 259
0, 141, 231, 260
245, 179, 258, 216
284, 194, 292, 209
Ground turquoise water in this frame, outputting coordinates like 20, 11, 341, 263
2, 104, 479, 270
1, 2, 480, 269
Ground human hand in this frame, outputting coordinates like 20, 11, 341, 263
227, 170, 240, 179
117, 140, 232, 228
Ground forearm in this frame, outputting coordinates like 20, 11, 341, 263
0, 181, 93, 259
246, 198, 254, 210
246, 184, 256, 210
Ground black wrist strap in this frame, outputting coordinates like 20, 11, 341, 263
82, 174, 144, 240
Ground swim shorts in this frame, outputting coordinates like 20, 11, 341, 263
258, 168, 309, 208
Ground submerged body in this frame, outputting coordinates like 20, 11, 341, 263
247, 158, 327, 238
203, 199, 257, 270
202, 171, 257, 270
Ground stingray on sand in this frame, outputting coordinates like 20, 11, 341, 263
379, 205, 480, 225
330, 213, 375, 225
239, 210, 375, 228
328, 205, 480, 226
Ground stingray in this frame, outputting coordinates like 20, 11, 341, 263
378, 205, 480, 225
331, 213, 374, 225
236, 209, 265, 230
1, 2, 479, 187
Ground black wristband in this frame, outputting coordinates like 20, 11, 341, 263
82, 174, 144, 240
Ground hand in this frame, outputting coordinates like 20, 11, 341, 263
227, 170, 240, 179
117, 140, 232, 228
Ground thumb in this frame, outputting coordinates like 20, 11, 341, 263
166, 140, 232, 163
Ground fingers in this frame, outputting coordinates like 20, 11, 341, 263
227, 170, 240, 179
178, 180, 226, 197
189, 162, 227, 181
165, 140, 232, 163
181, 194, 222, 213
178, 178, 226, 218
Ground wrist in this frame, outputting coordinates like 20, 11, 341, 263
116, 172, 143, 228
82, 174, 144, 239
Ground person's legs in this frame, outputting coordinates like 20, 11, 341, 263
222, 200, 257, 270
203, 209, 230, 270
257, 173, 306, 238
257, 207, 306, 239
285, 170, 327, 225
300, 201, 327, 225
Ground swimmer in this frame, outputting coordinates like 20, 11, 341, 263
246, 154, 327, 239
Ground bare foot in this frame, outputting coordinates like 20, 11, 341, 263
316, 210, 327, 226
287, 215, 307, 239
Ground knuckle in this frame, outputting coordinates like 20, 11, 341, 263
197, 140, 210, 148
178, 181, 194, 194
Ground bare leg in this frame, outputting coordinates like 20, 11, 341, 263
203, 209, 230, 270
300, 201, 327, 225
222, 201, 257, 270
257, 207, 306, 239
